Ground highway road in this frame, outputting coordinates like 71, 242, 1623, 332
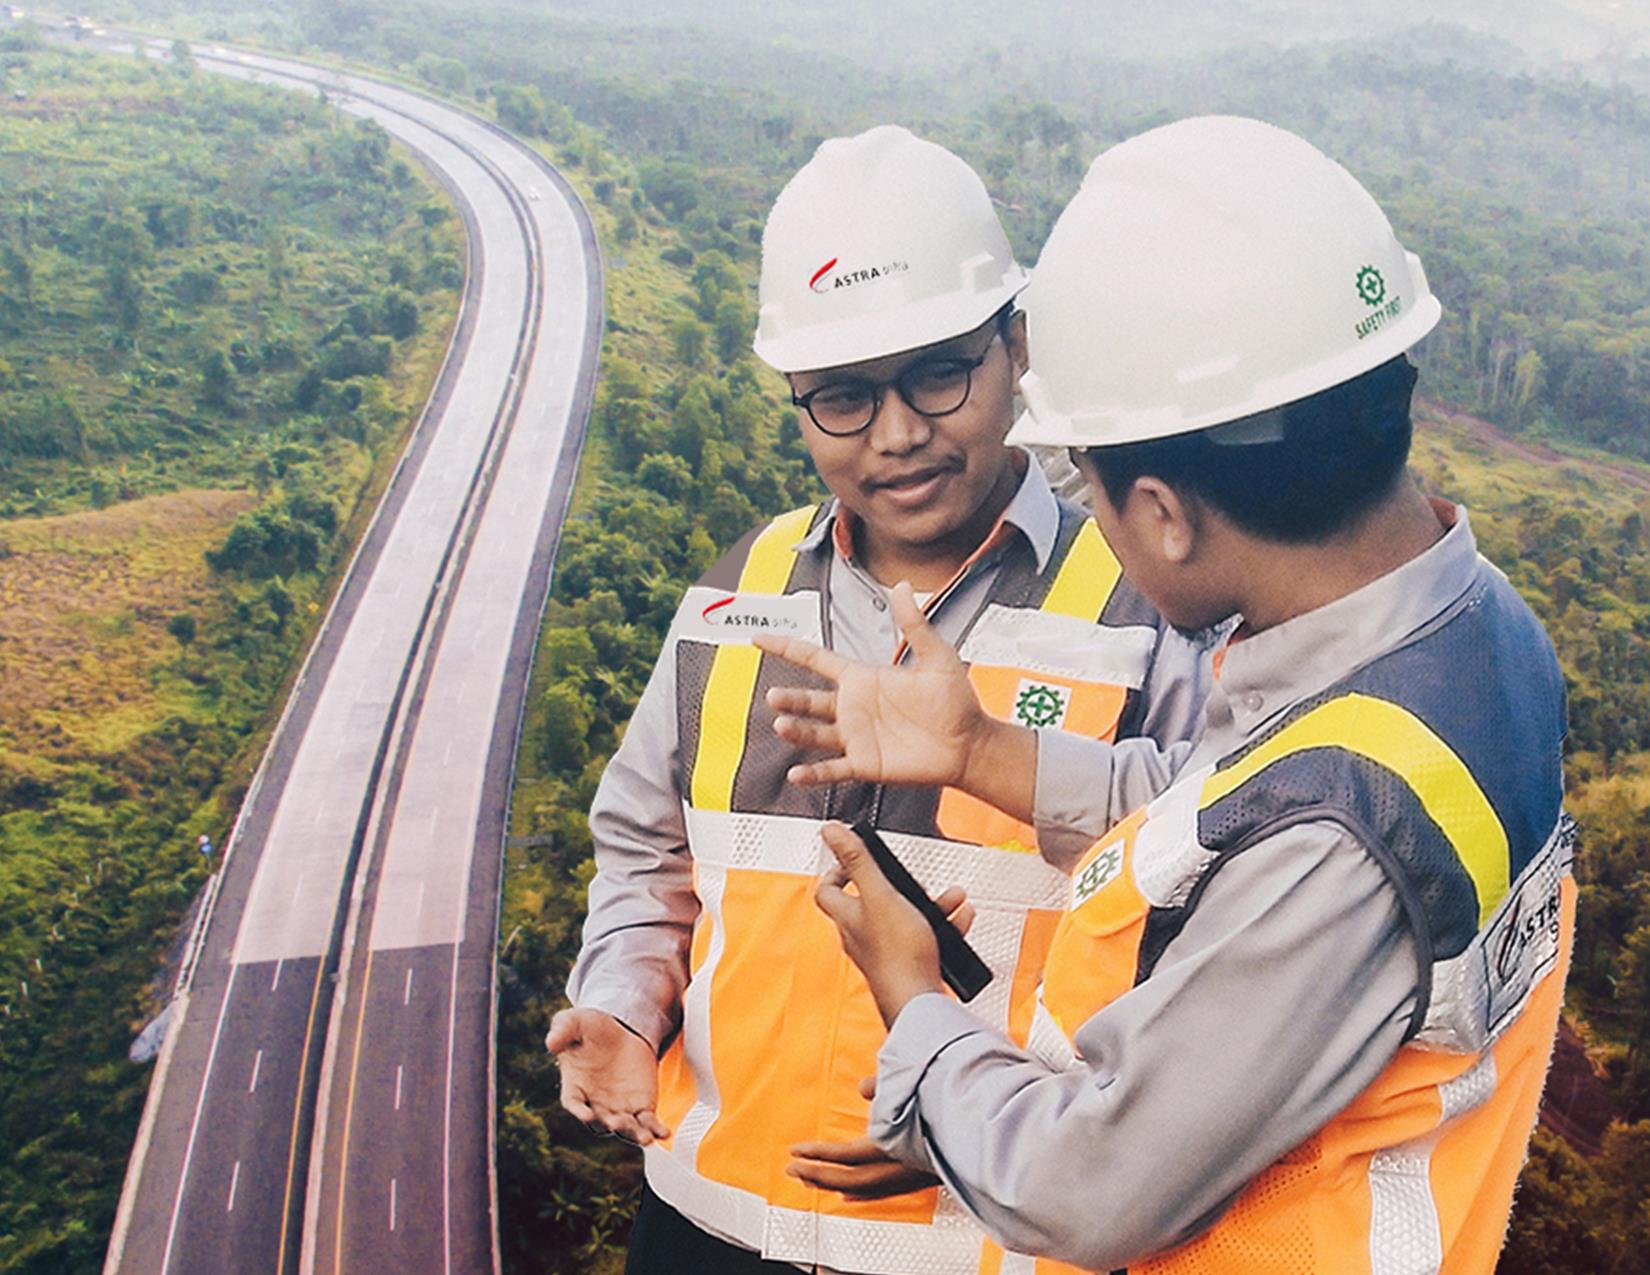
80, 34, 603, 1275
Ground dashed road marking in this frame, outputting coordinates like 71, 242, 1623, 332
226, 1160, 241, 1214
249, 1049, 263, 1094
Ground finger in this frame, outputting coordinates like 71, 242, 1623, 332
598, 1109, 655, 1146
890, 581, 954, 665
772, 716, 844, 753
819, 821, 891, 896
789, 1137, 885, 1165
544, 1009, 582, 1055
858, 1074, 877, 1101
753, 633, 850, 681
813, 874, 861, 927
638, 1110, 673, 1141
933, 887, 977, 936
558, 1081, 596, 1124
787, 1159, 936, 1197
765, 686, 836, 721
784, 757, 862, 786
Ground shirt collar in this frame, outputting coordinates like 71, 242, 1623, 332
792, 449, 1062, 574
1215, 501, 1483, 735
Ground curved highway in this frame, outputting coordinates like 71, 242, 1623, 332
93, 35, 602, 1275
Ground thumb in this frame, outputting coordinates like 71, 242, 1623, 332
890, 582, 951, 665
544, 1008, 583, 1055
820, 821, 890, 896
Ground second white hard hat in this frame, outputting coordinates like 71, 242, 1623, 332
1008, 115, 1442, 449
753, 125, 1029, 374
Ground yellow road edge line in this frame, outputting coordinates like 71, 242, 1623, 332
329, 951, 377, 1275
276, 959, 328, 1275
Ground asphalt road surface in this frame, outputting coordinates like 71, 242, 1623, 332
78, 33, 603, 1275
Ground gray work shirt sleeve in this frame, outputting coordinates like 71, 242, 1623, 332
868, 823, 1420, 1271
1031, 730, 1193, 873
564, 635, 697, 1054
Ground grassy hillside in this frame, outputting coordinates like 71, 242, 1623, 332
0, 41, 460, 1275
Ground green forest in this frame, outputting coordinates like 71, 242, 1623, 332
3, 1, 1650, 1272
0, 35, 460, 1273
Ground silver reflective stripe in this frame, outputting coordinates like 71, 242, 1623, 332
963, 905, 1031, 1034
999, 1251, 1040, 1275
645, 1148, 992, 1274
674, 861, 727, 1167
1026, 997, 1079, 1071
765, 1197, 987, 1274
1438, 1052, 1498, 1121
1418, 815, 1573, 1054
1130, 762, 1219, 909
1367, 1141, 1443, 1275
683, 807, 1072, 908
643, 1141, 769, 1253
959, 604, 1156, 688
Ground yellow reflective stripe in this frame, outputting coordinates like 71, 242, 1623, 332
689, 506, 815, 812
738, 505, 816, 592
1040, 521, 1121, 620
1199, 692, 1510, 924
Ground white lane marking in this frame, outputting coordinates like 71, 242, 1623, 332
291, 871, 307, 907
389, 1177, 398, 1232
161, 963, 239, 1273
394, 1064, 404, 1111
271, 959, 283, 992
403, 968, 414, 1005
226, 1160, 241, 1213
249, 1049, 263, 1093
414, 881, 426, 918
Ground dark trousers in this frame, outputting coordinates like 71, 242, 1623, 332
625, 1182, 800, 1274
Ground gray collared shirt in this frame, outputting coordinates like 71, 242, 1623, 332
869, 506, 1491, 1271
568, 454, 1209, 1053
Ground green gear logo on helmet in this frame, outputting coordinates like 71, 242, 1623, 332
1014, 681, 1070, 729
1355, 265, 1387, 308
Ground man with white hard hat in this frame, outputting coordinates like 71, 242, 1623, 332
549, 124, 1211, 1273
759, 116, 1572, 1273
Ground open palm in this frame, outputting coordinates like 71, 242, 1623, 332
756, 583, 987, 789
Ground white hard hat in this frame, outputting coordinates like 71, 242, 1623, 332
1008, 116, 1442, 449
753, 125, 1029, 373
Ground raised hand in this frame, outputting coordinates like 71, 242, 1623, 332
545, 1007, 671, 1145
755, 582, 1038, 819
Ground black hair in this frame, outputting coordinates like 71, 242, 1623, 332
1082, 355, 1418, 544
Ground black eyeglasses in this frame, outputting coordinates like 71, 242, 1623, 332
790, 333, 1001, 437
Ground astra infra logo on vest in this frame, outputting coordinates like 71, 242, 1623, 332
699, 593, 810, 633
809, 257, 911, 295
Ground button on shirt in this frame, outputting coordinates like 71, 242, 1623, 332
568, 456, 1208, 1053
868, 505, 1485, 1272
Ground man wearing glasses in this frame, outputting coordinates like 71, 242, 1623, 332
548, 125, 1208, 1274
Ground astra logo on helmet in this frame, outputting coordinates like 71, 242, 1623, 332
808, 256, 911, 295
1354, 264, 1403, 341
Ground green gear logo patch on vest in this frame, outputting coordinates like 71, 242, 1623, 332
1014, 679, 1071, 729
1073, 845, 1124, 907
1356, 265, 1387, 307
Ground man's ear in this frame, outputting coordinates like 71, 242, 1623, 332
1005, 309, 1029, 379
1131, 476, 1200, 565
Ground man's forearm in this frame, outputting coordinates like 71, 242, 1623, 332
956, 718, 1039, 824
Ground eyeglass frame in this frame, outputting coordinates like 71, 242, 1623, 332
788, 323, 1008, 438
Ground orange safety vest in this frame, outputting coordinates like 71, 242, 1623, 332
648, 502, 1166, 1273
992, 574, 1573, 1275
